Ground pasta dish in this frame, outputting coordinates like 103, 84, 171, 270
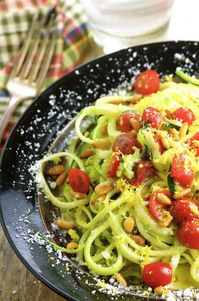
38, 69, 199, 293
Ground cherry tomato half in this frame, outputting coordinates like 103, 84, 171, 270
142, 262, 172, 288
191, 132, 199, 140
116, 111, 140, 132
142, 107, 165, 129
133, 160, 156, 186
169, 198, 199, 225
108, 152, 122, 177
148, 189, 171, 221
68, 168, 90, 194
133, 70, 160, 96
190, 132, 199, 156
177, 219, 199, 249
154, 135, 165, 154
170, 154, 194, 187
173, 107, 196, 125
112, 132, 142, 155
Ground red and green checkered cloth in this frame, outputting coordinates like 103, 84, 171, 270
0, 0, 90, 150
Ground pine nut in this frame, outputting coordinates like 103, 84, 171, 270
56, 171, 67, 187
115, 273, 127, 287
154, 286, 165, 295
132, 235, 145, 245
94, 182, 113, 196
67, 241, 78, 250
123, 217, 135, 233
157, 193, 172, 205
93, 138, 111, 149
130, 94, 142, 104
179, 122, 188, 138
56, 219, 76, 230
80, 148, 94, 158
129, 118, 141, 131
160, 135, 170, 149
173, 188, 191, 199
48, 164, 65, 175
164, 109, 173, 119
71, 191, 86, 199
168, 128, 179, 141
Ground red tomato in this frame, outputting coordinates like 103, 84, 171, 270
173, 107, 196, 125
169, 198, 199, 224
190, 132, 199, 156
170, 154, 194, 187
112, 132, 142, 155
191, 132, 199, 140
142, 107, 165, 129
133, 160, 156, 186
116, 111, 140, 132
154, 135, 165, 154
177, 219, 199, 249
108, 152, 122, 177
142, 262, 172, 288
68, 168, 90, 193
133, 70, 160, 95
148, 189, 171, 221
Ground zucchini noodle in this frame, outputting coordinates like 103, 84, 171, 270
38, 72, 199, 291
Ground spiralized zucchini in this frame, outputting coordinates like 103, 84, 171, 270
38, 76, 199, 290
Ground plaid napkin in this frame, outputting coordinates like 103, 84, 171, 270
0, 0, 90, 150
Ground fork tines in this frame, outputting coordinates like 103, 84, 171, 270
10, 7, 58, 90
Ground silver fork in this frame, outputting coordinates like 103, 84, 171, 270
0, 8, 58, 143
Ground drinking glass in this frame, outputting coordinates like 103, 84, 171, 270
81, 0, 175, 53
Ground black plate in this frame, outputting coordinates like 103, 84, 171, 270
1, 41, 199, 301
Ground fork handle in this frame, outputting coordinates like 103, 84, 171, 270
0, 95, 32, 145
